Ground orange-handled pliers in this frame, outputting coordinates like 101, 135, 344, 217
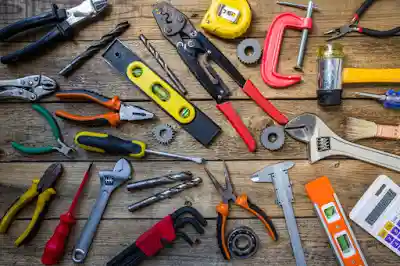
55, 89, 155, 127
204, 162, 278, 260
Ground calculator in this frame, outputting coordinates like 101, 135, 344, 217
350, 175, 400, 257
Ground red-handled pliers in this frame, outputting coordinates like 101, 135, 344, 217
325, 0, 400, 41
152, 2, 288, 152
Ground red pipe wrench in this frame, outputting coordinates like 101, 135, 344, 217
261, 13, 313, 88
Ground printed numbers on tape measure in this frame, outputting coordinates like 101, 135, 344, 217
126, 62, 196, 124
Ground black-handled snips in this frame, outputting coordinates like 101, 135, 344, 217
0, 0, 108, 64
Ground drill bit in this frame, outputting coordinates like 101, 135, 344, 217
59, 21, 130, 77
139, 34, 188, 95
127, 177, 202, 212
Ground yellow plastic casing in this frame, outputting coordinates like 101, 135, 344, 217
201, 0, 252, 39
126, 62, 196, 124
343, 68, 400, 84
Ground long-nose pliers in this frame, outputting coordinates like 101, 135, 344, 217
204, 161, 278, 260
325, 0, 400, 41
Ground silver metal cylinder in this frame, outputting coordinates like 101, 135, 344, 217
294, 1, 314, 71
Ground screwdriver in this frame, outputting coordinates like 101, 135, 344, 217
74, 132, 205, 164
356, 90, 400, 109
41, 163, 93, 265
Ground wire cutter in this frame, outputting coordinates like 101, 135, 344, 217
152, 2, 288, 152
55, 89, 155, 127
325, 0, 400, 41
12, 104, 75, 158
0, 0, 108, 64
204, 162, 278, 260
0, 75, 57, 101
0, 163, 63, 247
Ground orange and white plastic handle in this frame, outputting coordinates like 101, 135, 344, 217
305, 176, 368, 266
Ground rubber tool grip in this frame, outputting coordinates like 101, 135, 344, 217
217, 213, 230, 260
15, 188, 56, 247
56, 90, 122, 111
55, 111, 121, 127
216, 102, 256, 152
242, 80, 288, 125
1, 27, 67, 64
360, 27, 400, 37
354, 0, 375, 19
11, 143, 54, 154
0, 4, 67, 41
33, 104, 61, 139
74, 132, 146, 158
0, 180, 40, 234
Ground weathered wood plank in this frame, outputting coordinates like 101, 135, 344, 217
1, 37, 399, 101
1, 218, 398, 266
1, 160, 399, 219
0, 0, 399, 40
0, 100, 399, 161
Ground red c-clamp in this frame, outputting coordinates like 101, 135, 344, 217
261, 13, 313, 88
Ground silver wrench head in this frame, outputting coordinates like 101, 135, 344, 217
250, 161, 295, 183
98, 158, 132, 189
285, 113, 340, 163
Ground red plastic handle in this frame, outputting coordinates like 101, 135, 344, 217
242, 80, 288, 125
217, 102, 256, 152
42, 213, 76, 265
261, 13, 313, 88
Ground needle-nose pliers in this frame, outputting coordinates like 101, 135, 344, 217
325, 0, 400, 41
204, 161, 278, 260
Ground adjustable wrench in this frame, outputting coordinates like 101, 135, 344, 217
72, 158, 132, 263
285, 113, 400, 172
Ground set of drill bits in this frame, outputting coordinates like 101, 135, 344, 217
126, 171, 202, 212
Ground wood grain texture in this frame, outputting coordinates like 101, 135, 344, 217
1, 0, 400, 265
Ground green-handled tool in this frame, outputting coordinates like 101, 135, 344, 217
12, 104, 75, 158
75, 131, 205, 164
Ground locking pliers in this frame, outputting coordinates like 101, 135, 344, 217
0, 75, 57, 101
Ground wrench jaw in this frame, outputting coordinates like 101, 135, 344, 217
98, 158, 132, 191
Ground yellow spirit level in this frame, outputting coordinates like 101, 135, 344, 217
305, 176, 368, 266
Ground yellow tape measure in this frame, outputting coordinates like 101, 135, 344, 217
201, 0, 252, 39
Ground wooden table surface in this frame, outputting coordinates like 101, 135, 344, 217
1, 0, 400, 265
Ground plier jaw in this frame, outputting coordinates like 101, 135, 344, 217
324, 24, 358, 41
0, 75, 57, 101
65, 0, 108, 27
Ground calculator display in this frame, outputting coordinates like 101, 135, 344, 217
365, 189, 396, 226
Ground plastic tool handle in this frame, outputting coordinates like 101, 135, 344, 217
0, 180, 39, 233
11, 142, 54, 154
15, 187, 56, 247
72, 190, 111, 263
360, 27, 400, 37
236, 195, 278, 241
1, 27, 67, 64
216, 102, 256, 152
242, 80, 288, 125
0, 4, 66, 41
74, 132, 147, 158
216, 203, 230, 260
107, 242, 147, 266
342, 68, 400, 84
55, 90, 122, 111
41, 213, 75, 265
55, 111, 121, 127
42, 163, 92, 265
354, 0, 375, 21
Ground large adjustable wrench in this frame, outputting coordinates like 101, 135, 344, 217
285, 113, 400, 172
72, 158, 132, 263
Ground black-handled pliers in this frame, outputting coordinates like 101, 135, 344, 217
0, 0, 108, 64
325, 0, 400, 41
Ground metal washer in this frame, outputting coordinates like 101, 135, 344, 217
152, 124, 176, 145
260, 126, 285, 151
227, 226, 259, 259
237, 39, 262, 65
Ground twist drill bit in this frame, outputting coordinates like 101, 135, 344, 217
59, 21, 130, 77
126, 171, 194, 191
139, 34, 188, 95
127, 177, 202, 212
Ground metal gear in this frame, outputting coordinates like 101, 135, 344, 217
260, 126, 285, 151
237, 39, 262, 65
152, 124, 176, 145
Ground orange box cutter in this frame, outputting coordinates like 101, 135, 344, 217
305, 176, 368, 266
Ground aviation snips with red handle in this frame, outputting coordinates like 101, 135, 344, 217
152, 1, 288, 152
